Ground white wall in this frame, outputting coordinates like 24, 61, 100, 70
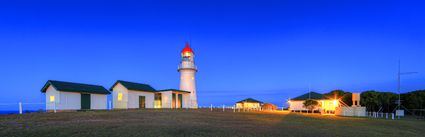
45, 85, 108, 110
157, 91, 190, 108
45, 85, 81, 110
112, 83, 128, 109
289, 101, 311, 111
45, 85, 60, 110
91, 94, 107, 110
127, 90, 155, 108
182, 93, 190, 108
179, 69, 197, 108
111, 84, 192, 109
161, 91, 172, 108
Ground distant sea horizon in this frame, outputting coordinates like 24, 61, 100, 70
0, 110, 44, 115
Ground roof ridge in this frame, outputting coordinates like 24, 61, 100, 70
48, 80, 104, 87
117, 80, 152, 86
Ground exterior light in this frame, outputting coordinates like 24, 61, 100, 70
49, 96, 55, 102
333, 100, 338, 106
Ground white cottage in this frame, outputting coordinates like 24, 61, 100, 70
288, 92, 338, 114
110, 80, 191, 109
41, 80, 110, 111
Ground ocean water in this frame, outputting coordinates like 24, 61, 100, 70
0, 110, 44, 114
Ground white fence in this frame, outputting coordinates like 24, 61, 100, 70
366, 111, 399, 120
198, 104, 285, 112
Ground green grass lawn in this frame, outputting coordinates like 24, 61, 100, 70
1, 109, 424, 137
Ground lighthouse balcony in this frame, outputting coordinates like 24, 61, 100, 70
178, 64, 197, 70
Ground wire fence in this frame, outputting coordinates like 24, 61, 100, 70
0, 102, 46, 114
0, 101, 115, 115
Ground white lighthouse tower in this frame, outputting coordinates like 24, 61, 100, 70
178, 42, 198, 108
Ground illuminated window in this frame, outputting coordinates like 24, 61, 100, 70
154, 93, 162, 108
117, 93, 123, 101
192, 77, 194, 80
49, 96, 55, 102
184, 52, 191, 57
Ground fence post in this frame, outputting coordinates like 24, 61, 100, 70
392, 113, 395, 120
19, 102, 22, 115
233, 105, 236, 112
210, 104, 212, 111
223, 105, 225, 112
386, 113, 388, 119
54, 101, 57, 113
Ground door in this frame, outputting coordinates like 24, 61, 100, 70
81, 94, 91, 110
172, 93, 176, 108
178, 94, 183, 108
139, 96, 146, 109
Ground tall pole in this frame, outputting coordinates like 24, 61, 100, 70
396, 60, 418, 111
397, 60, 401, 110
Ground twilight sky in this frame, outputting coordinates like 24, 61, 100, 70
0, 0, 424, 108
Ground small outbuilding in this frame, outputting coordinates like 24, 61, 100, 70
41, 80, 110, 111
110, 80, 191, 109
262, 103, 278, 111
236, 98, 263, 110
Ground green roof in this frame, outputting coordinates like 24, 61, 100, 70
110, 80, 157, 92
157, 89, 191, 93
237, 98, 263, 103
41, 80, 110, 94
291, 92, 327, 101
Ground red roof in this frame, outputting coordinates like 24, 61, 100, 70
181, 42, 194, 54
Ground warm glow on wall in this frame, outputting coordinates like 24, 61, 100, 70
49, 96, 55, 102
154, 100, 162, 108
118, 93, 123, 101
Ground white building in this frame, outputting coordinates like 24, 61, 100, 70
335, 93, 366, 117
41, 80, 110, 111
179, 42, 198, 108
110, 80, 191, 109
110, 43, 198, 109
236, 98, 263, 110
288, 92, 338, 114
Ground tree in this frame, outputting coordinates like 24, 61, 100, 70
303, 99, 319, 113
377, 92, 397, 112
403, 90, 425, 109
361, 91, 380, 112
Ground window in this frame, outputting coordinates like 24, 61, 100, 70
154, 93, 162, 108
117, 93, 123, 101
49, 96, 55, 102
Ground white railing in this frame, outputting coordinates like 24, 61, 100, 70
366, 111, 397, 120
197, 104, 285, 112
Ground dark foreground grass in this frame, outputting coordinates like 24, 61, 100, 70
1, 109, 424, 137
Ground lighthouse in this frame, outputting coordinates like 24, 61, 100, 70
178, 42, 198, 108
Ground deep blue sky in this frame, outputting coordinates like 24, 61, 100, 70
0, 0, 424, 109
